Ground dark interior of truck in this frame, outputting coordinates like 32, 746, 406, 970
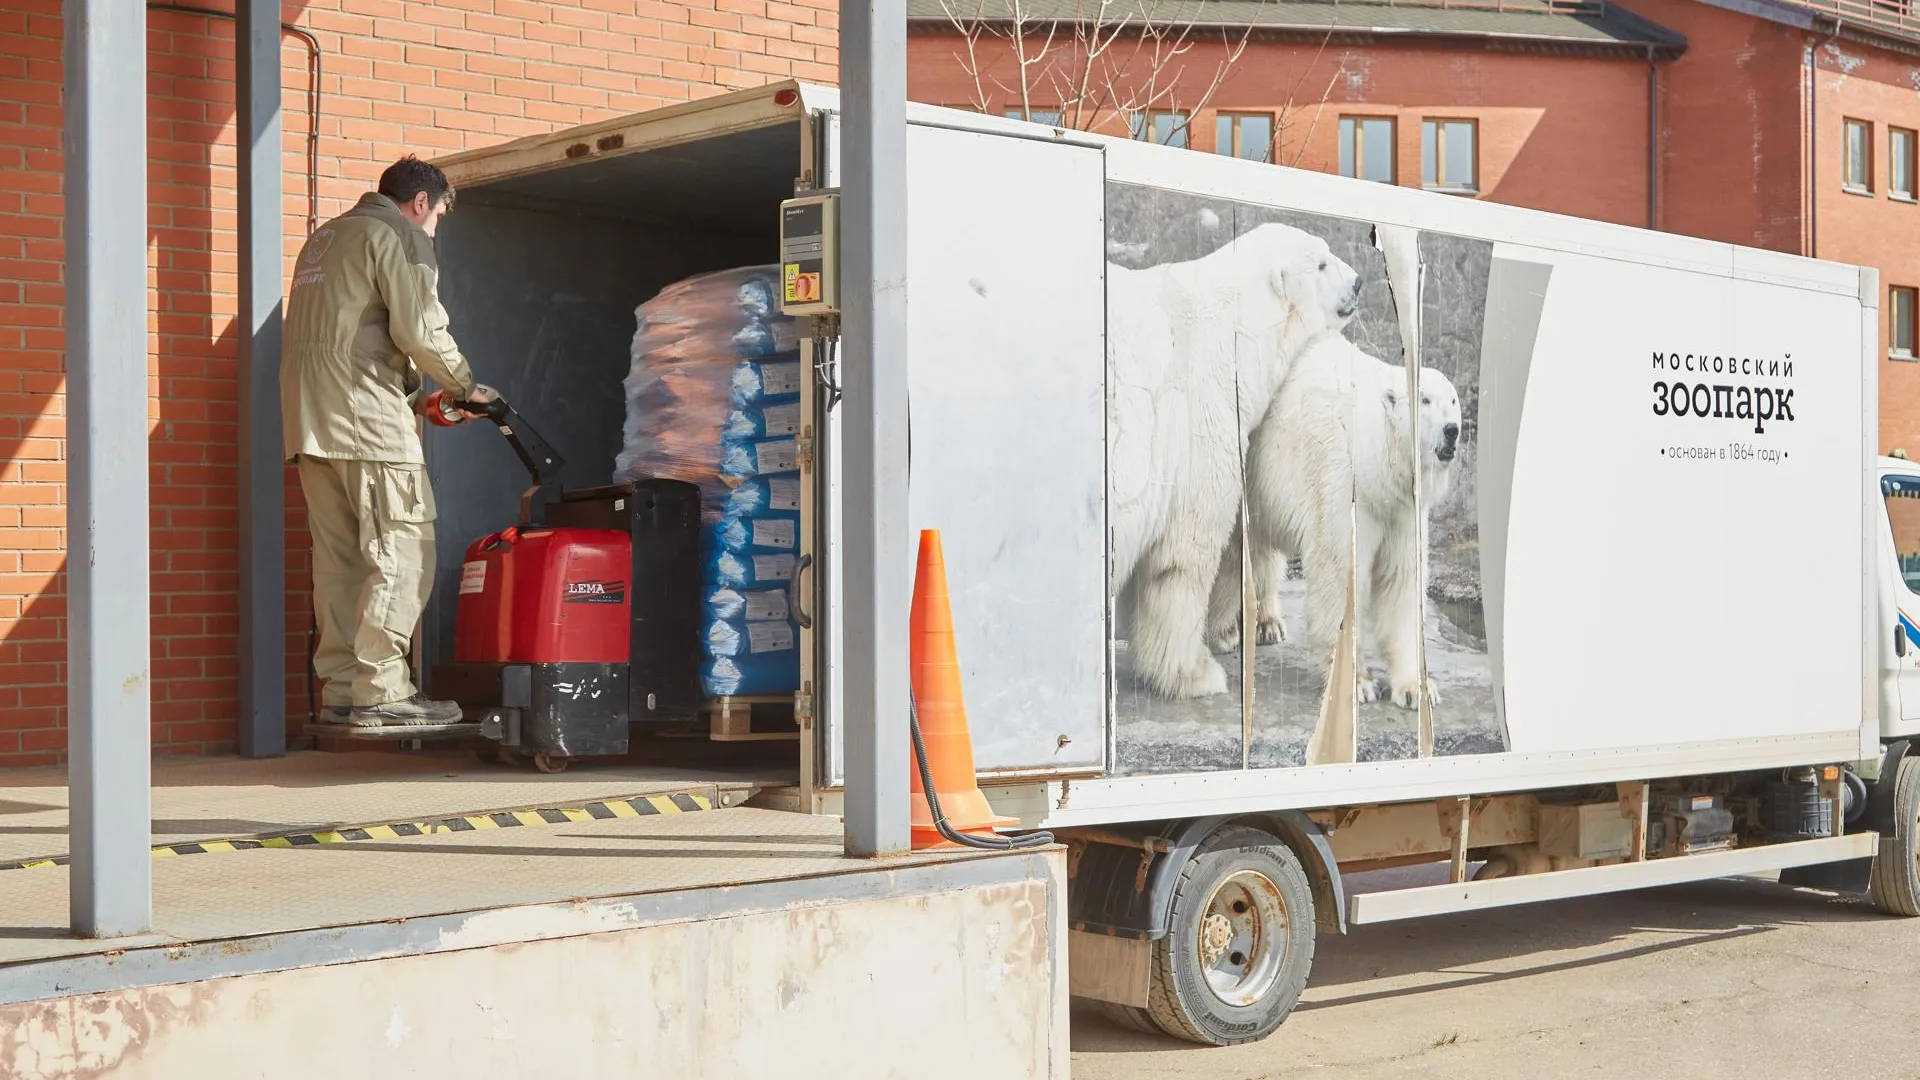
425, 121, 805, 676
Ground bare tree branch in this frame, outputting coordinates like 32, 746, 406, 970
1275, 26, 1338, 163
1286, 57, 1348, 169
938, 0, 997, 112
943, 0, 1344, 165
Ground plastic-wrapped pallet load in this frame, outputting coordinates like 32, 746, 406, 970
616, 266, 804, 699
698, 505, 802, 697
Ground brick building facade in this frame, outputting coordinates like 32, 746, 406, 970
909, 0, 1920, 448
908, 4, 1680, 229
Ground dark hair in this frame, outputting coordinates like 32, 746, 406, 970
378, 155, 455, 211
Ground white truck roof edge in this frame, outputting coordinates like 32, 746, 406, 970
433, 80, 835, 189
430, 82, 1867, 297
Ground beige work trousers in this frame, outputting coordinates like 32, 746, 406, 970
297, 456, 438, 709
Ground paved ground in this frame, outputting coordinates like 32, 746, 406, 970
1073, 870, 1918, 1078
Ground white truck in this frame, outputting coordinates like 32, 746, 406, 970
424, 82, 1908, 1047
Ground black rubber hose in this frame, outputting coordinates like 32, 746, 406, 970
1844, 768, 1870, 824
909, 693, 1053, 851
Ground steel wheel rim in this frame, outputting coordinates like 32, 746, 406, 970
1197, 868, 1289, 1007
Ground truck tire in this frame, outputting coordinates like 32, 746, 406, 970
1870, 754, 1920, 916
1093, 1001, 1163, 1036
1144, 825, 1316, 1046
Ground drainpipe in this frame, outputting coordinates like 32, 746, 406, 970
1809, 18, 1840, 258
1647, 44, 1659, 231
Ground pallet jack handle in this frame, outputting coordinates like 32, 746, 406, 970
454, 395, 568, 528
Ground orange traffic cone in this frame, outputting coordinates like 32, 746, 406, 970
909, 529, 1017, 850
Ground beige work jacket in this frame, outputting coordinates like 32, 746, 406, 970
281, 192, 476, 464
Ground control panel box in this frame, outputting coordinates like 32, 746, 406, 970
779, 191, 840, 316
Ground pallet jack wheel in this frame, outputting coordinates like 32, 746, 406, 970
473, 744, 502, 766
533, 753, 569, 775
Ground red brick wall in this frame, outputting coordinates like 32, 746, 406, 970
0, 0, 836, 766
1621, 0, 1920, 455
907, 33, 1656, 227
911, 16, 1920, 455
1615, 0, 1809, 252
1800, 44, 1920, 457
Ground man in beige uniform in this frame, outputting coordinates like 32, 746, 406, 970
283, 156, 494, 727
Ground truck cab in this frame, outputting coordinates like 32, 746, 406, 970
1879, 455, 1920, 734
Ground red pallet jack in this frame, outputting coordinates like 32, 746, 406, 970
306, 394, 708, 773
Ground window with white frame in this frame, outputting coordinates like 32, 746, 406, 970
1893, 127, 1916, 200
1894, 286, 1917, 359
1845, 118, 1874, 193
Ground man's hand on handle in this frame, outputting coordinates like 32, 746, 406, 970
418, 383, 498, 427
460, 384, 500, 419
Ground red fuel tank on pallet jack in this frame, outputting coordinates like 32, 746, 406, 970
453, 526, 631, 665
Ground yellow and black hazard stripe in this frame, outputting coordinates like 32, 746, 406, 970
0, 791, 715, 872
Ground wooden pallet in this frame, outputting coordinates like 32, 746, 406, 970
705, 695, 799, 742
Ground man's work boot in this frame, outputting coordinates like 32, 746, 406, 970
349, 693, 464, 727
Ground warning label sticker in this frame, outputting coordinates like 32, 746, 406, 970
748, 621, 795, 654
744, 590, 790, 622
752, 518, 797, 550
763, 402, 802, 437
460, 560, 487, 595
762, 363, 802, 397
757, 439, 798, 474
752, 554, 796, 582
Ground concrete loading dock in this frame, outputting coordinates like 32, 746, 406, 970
0, 752, 1068, 1077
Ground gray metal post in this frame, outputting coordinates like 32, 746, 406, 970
64, 0, 153, 937
237, 0, 286, 757
840, 0, 912, 855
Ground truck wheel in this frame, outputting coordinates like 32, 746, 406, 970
1870, 754, 1920, 916
1145, 825, 1316, 1046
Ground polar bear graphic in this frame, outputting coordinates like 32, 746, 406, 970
1108, 223, 1362, 700
1206, 332, 1462, 710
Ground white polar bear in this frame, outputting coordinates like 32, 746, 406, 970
1108, 223, 1362, 699
1205, 332, 1462, 710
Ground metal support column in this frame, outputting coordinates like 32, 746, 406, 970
839, 0, 912, 856
237, 0, 286, 757
64, 0, 152, 937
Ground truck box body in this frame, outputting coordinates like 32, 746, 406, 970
429, 83, 1878, 831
